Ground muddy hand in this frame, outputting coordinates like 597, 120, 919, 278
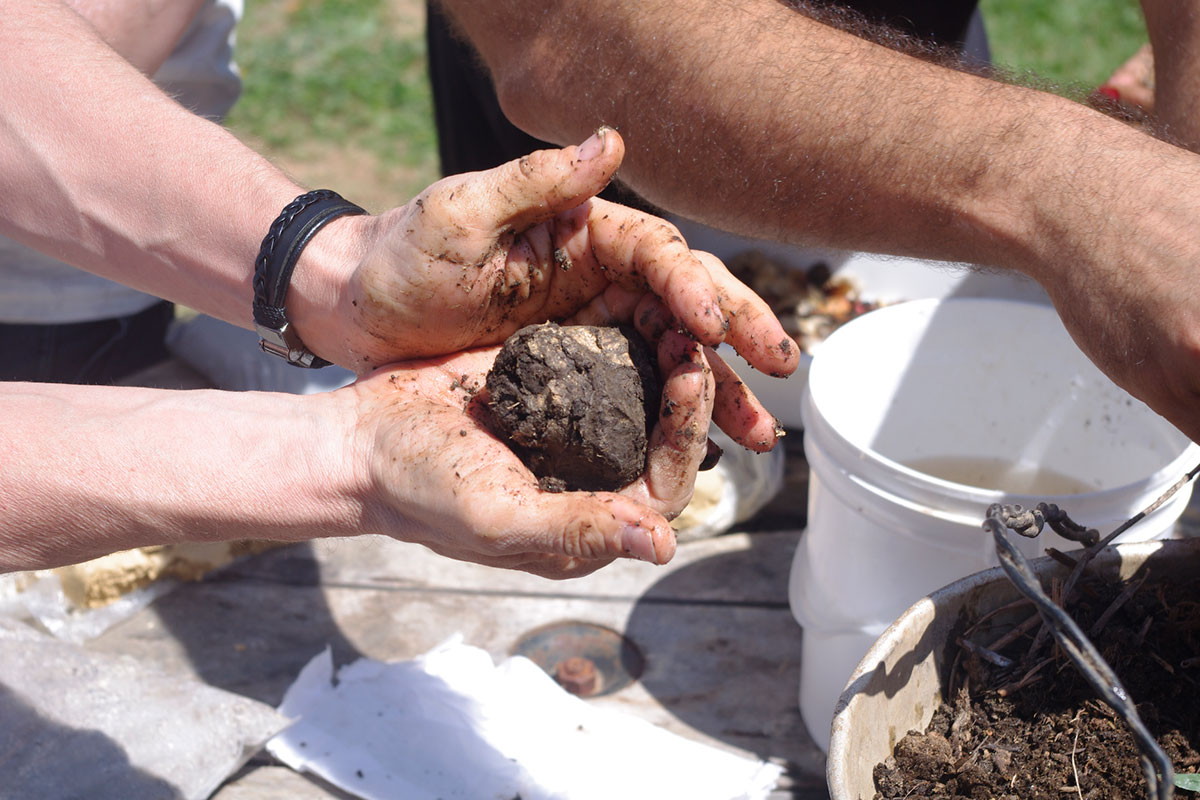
352, 340, 715, 578
618, 330, 720, 520
308, 129, 799, 397
570, 281, 787, 452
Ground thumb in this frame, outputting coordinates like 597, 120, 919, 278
535, 491, 677, 566
472, 127, 625, 233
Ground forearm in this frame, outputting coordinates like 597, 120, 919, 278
0, 382, 368, 571
1142, 0, 1200, 148
66, 0, 208, 74
440, 0, 1192, 278
0, 2, 361, 342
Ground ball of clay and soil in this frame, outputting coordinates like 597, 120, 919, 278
486, 322, 660, 492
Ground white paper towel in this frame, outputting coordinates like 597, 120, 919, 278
267, 636, 782, 800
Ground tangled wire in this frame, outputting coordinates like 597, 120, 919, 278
983, 462, 1200, 800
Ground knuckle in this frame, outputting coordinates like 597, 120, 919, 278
556, 510, 610, 560
654, 219, 686, 246
516, 147, 562, 180
517, 153, 536, 179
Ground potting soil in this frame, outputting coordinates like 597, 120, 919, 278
873, 570, 1200, 799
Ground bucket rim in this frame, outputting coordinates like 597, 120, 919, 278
801, 297, 1200, 508
802, 379, 1200, 508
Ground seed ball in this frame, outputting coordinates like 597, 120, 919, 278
485, 322, 660, 492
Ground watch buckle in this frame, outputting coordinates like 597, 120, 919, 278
256, 322, 321, 368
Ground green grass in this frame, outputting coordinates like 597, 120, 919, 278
226, 0, 437, 198
979, 0, 1148, 92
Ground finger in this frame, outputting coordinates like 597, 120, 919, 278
515, 554, 617, 581
453, 127, 626, 235
693, 250, 801, 378
1103, 43, 1155, 111
493, 489, 677, 566
564, 283, 647, 328
706, 345, 783, 452
631, 294, 675, 347
584, 199, 728, 346
566, 291, 678, 351
639, 330, 716, 516
413, 539, 615, 580
406, 439, 676, 567
496, 222, 557, 310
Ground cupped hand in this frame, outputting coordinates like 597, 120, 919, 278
308, 128, 795, 451
349, 329, 715, 579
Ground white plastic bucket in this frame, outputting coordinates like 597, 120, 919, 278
789, 297, 1199, 753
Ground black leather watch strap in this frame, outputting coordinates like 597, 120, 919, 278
252, 189, 367, 368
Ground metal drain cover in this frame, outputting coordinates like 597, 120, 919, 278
511, 621, 645, 698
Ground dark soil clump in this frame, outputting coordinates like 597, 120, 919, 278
486, 322, 659, 493
874, 570, 1200, 799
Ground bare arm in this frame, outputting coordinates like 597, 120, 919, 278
0, 335, 714, 576
0, 1, 317, 334
66, 0, 209, 74
439, 0, 1181, 271
1142, 0, 1200, 149
0, 381, 364, 570
439, 0, 1200, 446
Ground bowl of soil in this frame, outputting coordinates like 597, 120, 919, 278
827, 536, 1200, 800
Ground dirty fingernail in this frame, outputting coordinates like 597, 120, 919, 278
621, 524, 658, 563
578, 129, 606, 161
699, 439, 723, 471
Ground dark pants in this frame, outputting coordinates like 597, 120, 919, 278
0, 301, 174, 385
